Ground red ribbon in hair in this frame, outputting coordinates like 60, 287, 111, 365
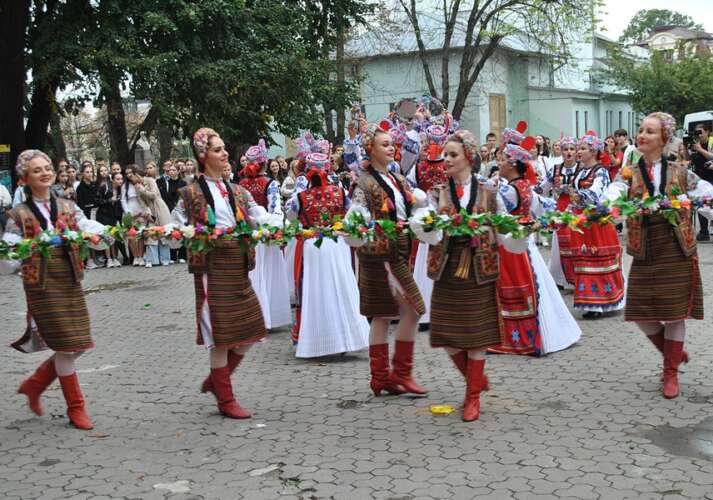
306, 167, 328, 188
524, 162, 538, 187
427, 143, 443, 162
243, 163, 261, 178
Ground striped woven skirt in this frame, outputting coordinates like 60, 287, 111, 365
194, 240, 267, 348
358, 233, 425, 318
13, 247, 93, 353
430, 240, 502, 350
626, 216, 704, 321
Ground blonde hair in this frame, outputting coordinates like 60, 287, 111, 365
15, 150, 52, 178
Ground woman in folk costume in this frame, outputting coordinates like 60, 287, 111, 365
488, 138, 582, 356
406, 124, 450, 330
283, 132, 332, 316
409, 130, 527, 421
537, 135, 579, 289
345, 123, 429, 397
172, 128, 276, 419
604, 113, 713, 398
286, 152, 370, 357
238, 139, 291, 330
567, 131, 625, 318
2, 150, 108, 430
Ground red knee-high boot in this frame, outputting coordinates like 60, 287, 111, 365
647, 329, 689, 364
201, 351, 244, 395
210, 366, 251, 419
463, 359, 485, 422
662, 339, 684, 399
58, 373, 94, 430
369, 344, 405, 396
18, 357, 57, 416
448, 351, 489, 391
389, 340, 428, 395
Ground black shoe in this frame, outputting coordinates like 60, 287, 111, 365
418, 323, 430, 332
582, 311, 603, 319
696, 233, 710, 242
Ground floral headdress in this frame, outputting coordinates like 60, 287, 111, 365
245, 139, 269, 165
192, 127, 219, 162
360, 122, 386, 157
16, 149, 52, 177
295, 131, 331, 160
559, 133, 577, 148
446, 130, 478, 166
577, 130, 604, 152
504, 136, 538, 185
502, 121, 528, 145
645, 112, 676, 143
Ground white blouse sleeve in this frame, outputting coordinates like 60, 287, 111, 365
0, 216, 23, 274
171, 197, 188, 226
495, 193, 528, 254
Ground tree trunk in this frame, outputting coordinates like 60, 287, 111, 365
0, 0, 30, 189
24, 80, 59, 151
104, 77, 131, 165
157, 119, 173, 168
335, 20, 346, 144
324, 107, 336, 144
49, 106, 67, 160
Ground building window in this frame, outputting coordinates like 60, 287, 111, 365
618, 111, 622, 129
575, 110, 580, 137
584, 111, 589, 132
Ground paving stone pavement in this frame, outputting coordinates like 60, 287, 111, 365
1, 244, 713, 500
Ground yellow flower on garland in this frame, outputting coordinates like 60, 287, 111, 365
302, 229, 315, 238
332, 221, 344, 231
671, 199, 681, 209
424, 214, 433, 225
621, 166, 633, 180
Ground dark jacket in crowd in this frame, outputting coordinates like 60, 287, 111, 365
75, 180, 98, 218
158, 176, 187, 212
95, 182, 123, 226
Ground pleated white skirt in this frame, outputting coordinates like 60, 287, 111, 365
296, 238, 369, 358
249, 243, 292, 329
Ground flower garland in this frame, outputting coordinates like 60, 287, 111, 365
3, 194, 712, 260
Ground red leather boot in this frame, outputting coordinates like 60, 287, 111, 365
210, 366, 251, 419
201, 351, 243, 395
647, 329, 689, 364
58, 373, 94, 430
448, 351, 489, 391
369, 344, 404, 396
662, 339, 684, 399
389, 340, 428, 395
18, 357, 57, 416
463, 359, 485, 422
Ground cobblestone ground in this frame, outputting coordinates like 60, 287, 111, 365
1, 244, 713, 500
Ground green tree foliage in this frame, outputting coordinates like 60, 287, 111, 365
17, 0, 371, 163
619, 9, 703, 45
600, 50, 713, 124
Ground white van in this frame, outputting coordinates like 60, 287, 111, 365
683, 111, 713, 134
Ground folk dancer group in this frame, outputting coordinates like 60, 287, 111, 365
3, 109, 711, 429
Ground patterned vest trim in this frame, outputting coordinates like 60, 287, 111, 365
416, 159, 448, 193
10, 198, 84, 290
355, 171, 414, 262
575, 165, 604, 190
509, 178, 532, 216
239, 175, 271, 209
178, 182, 256, 274
553, 163, 578, 191
297, 185, 345, 227
626, 162, 696, 259
427, 181, 500, 285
